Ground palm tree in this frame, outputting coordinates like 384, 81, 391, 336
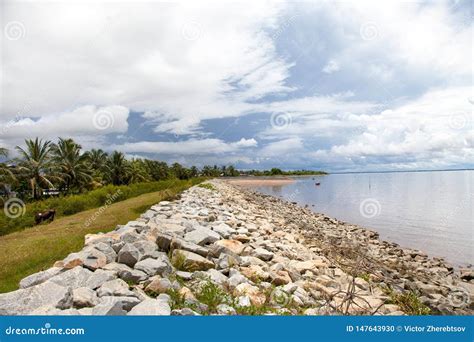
84, 149, 108, 171
0, 148, 16, 196
128, 159, 151, 184
52, 138, 92, 193
15, 138, 55, 199
105, 151, 131, 185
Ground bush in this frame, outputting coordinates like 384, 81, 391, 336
0, 178, 205, 236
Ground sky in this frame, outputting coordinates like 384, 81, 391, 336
0, 0, 472, 172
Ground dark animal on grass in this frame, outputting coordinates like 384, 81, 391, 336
35, 209, 56, 225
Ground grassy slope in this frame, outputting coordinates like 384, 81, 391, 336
0, 180, 200, 293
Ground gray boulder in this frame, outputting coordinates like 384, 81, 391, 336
19, 267, 62, 289
127, 298, 171, 316
92, 296, 140, 315
184, 228, 221, 246
170, 237, 209, 257
117, 243, 141, 267
0, 281, 73, 315
171, 249, 214, 272
97, 279, 136, 297
49, 266, 93, 289
72, 287, 99, 308
134, 257, 172, 276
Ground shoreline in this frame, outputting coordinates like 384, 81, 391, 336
0, 180, 471, 316
225, 177, 295, 187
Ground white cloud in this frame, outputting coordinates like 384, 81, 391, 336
311, 86, 473, 170
322, 60, 340, 74
1, 0, 291, 128
0, 105, 129, 151
111, 137, 256, 156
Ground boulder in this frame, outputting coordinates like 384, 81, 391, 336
170, 237, 209, 257
49, 266, 93, 289
145, 277, 173, 294
91, 242, 117, 263
87, 270, 117, 289
82, 249, 108, 271
211, 223, 236, 238
72, 287, 99, 308
210, 240, 244, 256
0, 281, 73, 315
128, 298, 171, 315
184, 228, 221, 246
92, 296, 140, 315
253, 247, 274, 261
118, 269, 148, 283
156, 232, 175, 252
241, 265, 270, 282
19, 267, 62, 289
117, 243, 141, 267
234, 283, 266, 307
289, 259, 327, 273
134, 257, 172, 276
97, 279, 136, 297
270, 270, 292, 286
171, 249, 214, 272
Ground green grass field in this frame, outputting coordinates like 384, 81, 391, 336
0, 178, 202, 293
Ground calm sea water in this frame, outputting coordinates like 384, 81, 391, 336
252, 170, 473, 267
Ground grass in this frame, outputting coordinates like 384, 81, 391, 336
0, 178, 203, 293
385, 288, 431, 315
197, 183, 216, 191
195, 279, 231, 313
0, 178, 206, 236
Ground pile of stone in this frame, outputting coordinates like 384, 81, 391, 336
0, 180, 471, 315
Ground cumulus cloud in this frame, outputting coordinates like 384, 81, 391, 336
111, 137, 257, 156
0, 0, 471, 171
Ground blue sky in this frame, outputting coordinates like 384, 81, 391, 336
1, 0, 472, 172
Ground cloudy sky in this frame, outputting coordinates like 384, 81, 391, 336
1, 0, 472, 172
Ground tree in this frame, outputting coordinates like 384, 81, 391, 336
15, 138, 56, 199
128, 159, 151, 184
105, 151, 131, 185
52, 138, 92, 192
171, 162, 188, 180
189, 166, 199, 178
0, 148, 16, 196
144, 160, 169, 181
270, 167, 283, 175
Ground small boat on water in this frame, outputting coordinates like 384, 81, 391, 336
315, 182, 321, 186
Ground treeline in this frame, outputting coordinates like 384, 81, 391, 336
0, 138, 239, 202
239, 168, 327, 176
0, 138, 325, 202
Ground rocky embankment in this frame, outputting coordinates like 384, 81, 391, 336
1, 180, 472, 316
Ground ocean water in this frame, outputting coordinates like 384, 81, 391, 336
251, 170, 473, 267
